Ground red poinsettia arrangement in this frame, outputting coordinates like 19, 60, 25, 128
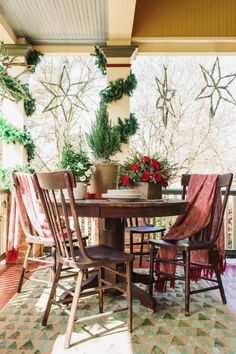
120, 153, 174, 187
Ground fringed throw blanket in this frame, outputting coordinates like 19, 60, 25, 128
6, 173, 51, 263
155, 174, 225, 292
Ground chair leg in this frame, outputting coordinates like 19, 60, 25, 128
98, 267, 103, 313
64, 270, 84, 349
127, 261, 132, 332
184, 250, 190, 316
49, 246, 56, 283
211, 249, 227, 304
42, 262, 63, 326
149, 243, 155, 296
139, 233, 145, 267
17, 243, 33, 293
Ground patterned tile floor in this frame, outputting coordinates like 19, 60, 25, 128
0, 260, 236, 353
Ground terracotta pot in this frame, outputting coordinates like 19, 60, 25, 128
89, 163, 120, 194
136, 182, 162, 200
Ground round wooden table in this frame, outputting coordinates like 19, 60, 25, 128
72, 198, 188, 310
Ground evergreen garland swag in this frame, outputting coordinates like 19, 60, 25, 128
100, 73, 137, 103
91, 46, 107, 75
0, 66, 36, 116
117, 113, 138, 144
0, 116, 36, 162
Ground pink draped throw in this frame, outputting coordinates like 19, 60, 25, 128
6, 173, 51, 263
155, 174, 225, 291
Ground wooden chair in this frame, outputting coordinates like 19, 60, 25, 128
12, 172, 56, 293
35, 170, 133, 349
148, 173, 233, 315
125, 218, 165, 266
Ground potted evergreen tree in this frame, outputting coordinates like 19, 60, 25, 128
87, 100, 121, 196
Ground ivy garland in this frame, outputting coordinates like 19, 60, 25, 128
100, 73, 137, 104
0, 116, 36, 162
0, 66, 36, 116
91, 46, 107, 75
0, 165, 34, 191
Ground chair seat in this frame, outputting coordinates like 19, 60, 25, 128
126, 225, 165, 233
70, 245, 133, 268
26, 235, 54, 246
149, 238, 216, 250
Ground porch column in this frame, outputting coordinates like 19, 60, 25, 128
101, 46, 137, 161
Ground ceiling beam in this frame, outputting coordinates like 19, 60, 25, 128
107, 0, 136, 45
132, 37, 236, 54
0, 14, 17, 44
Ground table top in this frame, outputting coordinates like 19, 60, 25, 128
70, 198, 188, 218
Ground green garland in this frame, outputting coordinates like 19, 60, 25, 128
0, 67, 36, 116
100, 73, 137, 104
25, 49, 43, 73
0, 165, 34, 191
117, 113, 139, 144
22, 84, 36, 116
91, 46, 107, 75
0, 116, 36, 162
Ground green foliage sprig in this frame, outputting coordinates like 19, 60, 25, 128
25, 49, 43, 73
0, 116, 36, 162
117, 113, 138, 144
100, 73, 137, 103
87, 101, 121, 161
91, 46, 107, 75
0, 165, 34, 191
0, 66, 36, 116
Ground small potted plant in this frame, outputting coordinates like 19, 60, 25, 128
58, 143, 93, 199
119, 152, 175, 199
87, 100, 121, 195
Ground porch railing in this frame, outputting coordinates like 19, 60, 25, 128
0, 188, 236, 262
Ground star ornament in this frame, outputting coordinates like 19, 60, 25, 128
196, 57, 236, 118
156, 66, 176, 127
41, 65, 89, 116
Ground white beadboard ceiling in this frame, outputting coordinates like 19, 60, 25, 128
0, 0, 108, 44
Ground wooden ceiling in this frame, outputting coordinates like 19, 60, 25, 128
0, 0, 236, 54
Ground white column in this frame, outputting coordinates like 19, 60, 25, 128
102, 46, 137, 161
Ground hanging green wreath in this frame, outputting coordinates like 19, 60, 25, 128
91, 46, 107, 75
0, 66, 36, 116
117, 113, 139, 144
100, 73, 137, 104
25, 48, 43, 73
0, 116, 36, 162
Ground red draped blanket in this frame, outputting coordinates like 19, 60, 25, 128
155, 174, 225, 292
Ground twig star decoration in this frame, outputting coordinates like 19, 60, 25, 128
196, 57, 236, 118
156, 66, 176, 127
41, 65, 89, 116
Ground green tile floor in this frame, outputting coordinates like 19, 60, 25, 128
1, 270, 236, 353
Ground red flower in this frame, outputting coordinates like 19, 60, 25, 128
153, 171, 162, 183
142, 171, 150, 182
131, 163, 139, 171
142, 156, 151, 163
151, 159, 160, 170
121, 174, 130, 186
